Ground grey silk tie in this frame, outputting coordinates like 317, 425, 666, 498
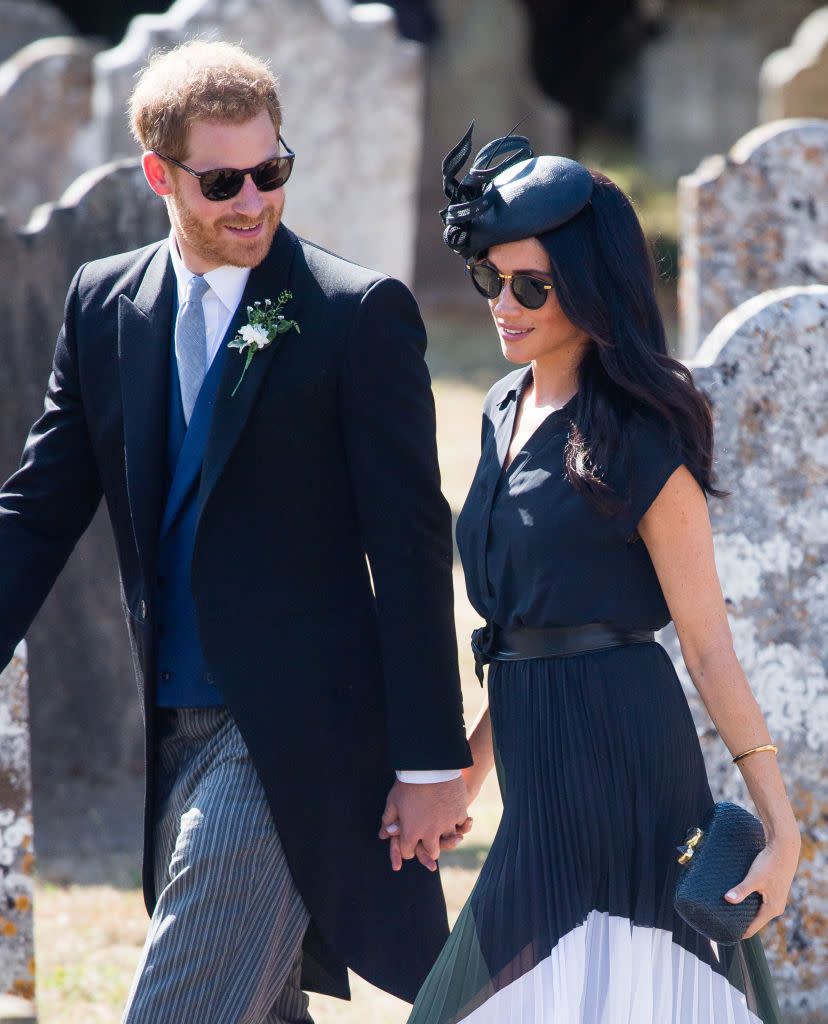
175, 274, 211, 424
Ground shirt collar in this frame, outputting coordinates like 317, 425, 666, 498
498, 365, 533, 411
168, 228, 251, 314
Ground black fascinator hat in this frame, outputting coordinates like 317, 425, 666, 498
440, 122, 594, 259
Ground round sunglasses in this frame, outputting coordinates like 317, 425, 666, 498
467, 261, 554, 310
153, 134, 295, 201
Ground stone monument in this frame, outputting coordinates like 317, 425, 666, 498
0, 0, 74, 66
0, 163, 168, 870
0, 37, 103, 229
760, 6, 828, 122
0, 0, 426, 283
662, 285, 828, 1017
413, 0, 570, 299
636, 0, 826, 178
678, 118, 828, 357
0, 642, 36, 1024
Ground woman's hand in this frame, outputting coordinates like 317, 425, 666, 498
438, 815, 474, 850
724, 830, 801, 939
381, 819, 474, 871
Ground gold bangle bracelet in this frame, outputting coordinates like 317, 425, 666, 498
732, 743, 778, 765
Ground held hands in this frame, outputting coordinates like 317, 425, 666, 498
724, 831, 801, 939
378, 777, 472, 872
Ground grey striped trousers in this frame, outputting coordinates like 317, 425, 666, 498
122, 707, 313, 1024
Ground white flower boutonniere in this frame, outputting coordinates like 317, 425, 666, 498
228, 291, 300, 396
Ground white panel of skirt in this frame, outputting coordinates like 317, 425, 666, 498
459, 910, 762, 1024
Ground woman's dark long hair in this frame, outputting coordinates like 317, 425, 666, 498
536, 170, 726, 517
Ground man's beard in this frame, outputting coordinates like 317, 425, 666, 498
170, 193, 279, 269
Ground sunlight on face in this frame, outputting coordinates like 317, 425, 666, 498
166, 108, 285, 273
483, 238, 588, 366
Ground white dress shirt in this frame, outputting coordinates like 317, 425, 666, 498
167, 232, 460, 786
169, 229, 251, 371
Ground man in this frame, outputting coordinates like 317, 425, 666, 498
0, 41, 471, 1023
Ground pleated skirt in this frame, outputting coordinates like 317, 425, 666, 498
408, 642, 782, 1024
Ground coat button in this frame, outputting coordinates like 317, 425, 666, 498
139, 599, 148, 620
161, 671, 171, 682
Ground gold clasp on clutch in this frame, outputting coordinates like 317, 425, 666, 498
676, 827, 703, 865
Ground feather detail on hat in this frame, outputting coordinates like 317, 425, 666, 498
439, 123, 594, 259
441, 121, 477, 203
439, 122, 535, 255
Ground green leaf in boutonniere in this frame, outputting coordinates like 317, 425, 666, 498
227, 290, 300, 396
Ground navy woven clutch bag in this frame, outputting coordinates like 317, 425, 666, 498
674, 801, 765, 944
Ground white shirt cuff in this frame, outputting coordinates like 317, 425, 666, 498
396, 769, 463, 784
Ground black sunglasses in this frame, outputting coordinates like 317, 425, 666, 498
466, 261, 554, 310
154, 135, 295, 201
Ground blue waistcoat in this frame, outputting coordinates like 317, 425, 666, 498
155, 325, 229, 707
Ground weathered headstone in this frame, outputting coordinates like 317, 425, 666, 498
0, 37, 102, 230
636, 1, 826, 179
0, 1, 425, 282
0, 642, 36, 1023
0, 0, 74, 66
90, 0, 424, 284
678, 118, 828, 357
412, 0, 570, 299
660, 285, 828, 1018
638, 7, 763, 179
0, 162, 168, 870
761, 6, 828, 123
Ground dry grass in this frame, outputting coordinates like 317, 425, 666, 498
35, 883, 147, 1023
34, 788, 503, 1024
32, 362, 503, 1023
33, 857, 498, 1024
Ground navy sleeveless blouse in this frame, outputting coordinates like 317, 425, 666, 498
455, 365, 686, 634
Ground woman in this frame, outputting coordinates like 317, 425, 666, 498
403, 128, 800, 1022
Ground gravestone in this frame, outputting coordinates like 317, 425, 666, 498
638, 7, 763, 179
92, 0, 424, 284
0, 162, 167, 871
412, 0, 570, 299
661, 285, 828, 1017
678, 118, 828, 357
0, 642, 36, 1023
760, 7, 828, 122
0, 1, 425, 282
636, 1, 826, 179
0, 0, 74, 66
0, 37, 102, 230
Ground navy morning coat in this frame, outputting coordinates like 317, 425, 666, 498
0, 224, 472, 1002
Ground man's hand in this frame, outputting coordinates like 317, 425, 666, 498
378, 778, 469, 872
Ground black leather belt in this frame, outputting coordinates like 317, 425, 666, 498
471, 622, 656, 684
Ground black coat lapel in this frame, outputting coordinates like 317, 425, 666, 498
198, 225, 299, 512
160, 340, 229, 538
118, 242, 174, 577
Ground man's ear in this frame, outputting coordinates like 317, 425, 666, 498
143, 151, 174, 197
